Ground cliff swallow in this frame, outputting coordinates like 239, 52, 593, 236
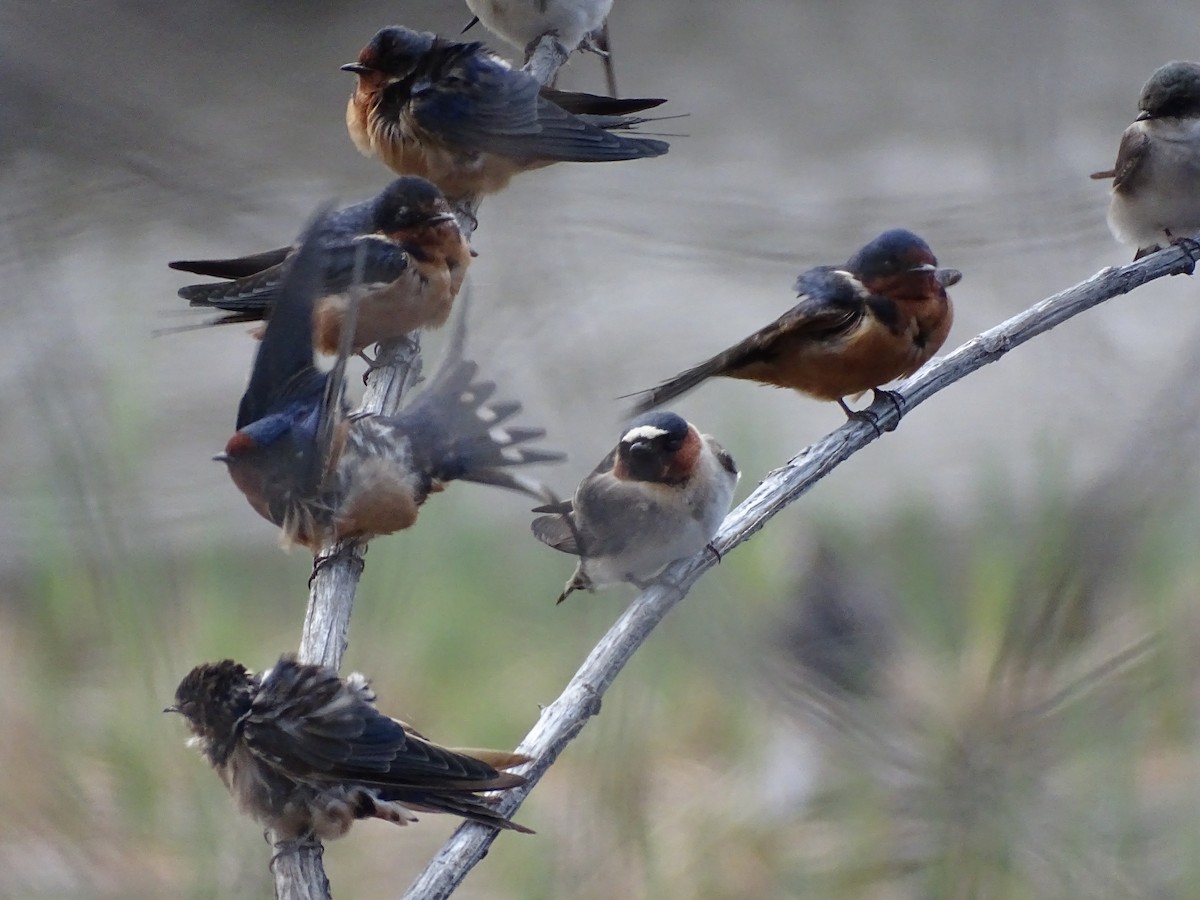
1091, 60, 1200, 260
626, 230, 959, 424
168, 656, 533, 840
218, 204, 563, 552
170, 176, 470, 354
531, 411, 739, 604
342, 25, 667, 199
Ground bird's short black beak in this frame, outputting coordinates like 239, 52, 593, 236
341, 63, 372, 75
163, 705, 179, 714
1135, 109, 1153, 122
212, 452, 231, 464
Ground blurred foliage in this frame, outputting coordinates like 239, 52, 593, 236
7, 413, 1200, 898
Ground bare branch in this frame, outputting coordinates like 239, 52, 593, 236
402, 245, 1198, 899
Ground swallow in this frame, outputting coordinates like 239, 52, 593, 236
464, 0, 612, 57
463, 0, 618, 95
531, 411, 739, 604
1091, 61, 1200, 260
169, 177, 471, 354
341, 26, 668, 199
218, 204, 563, 553
168, 656, 533, 840
626, 230, 960, 423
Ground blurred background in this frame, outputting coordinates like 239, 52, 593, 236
4, 0, 1200, 896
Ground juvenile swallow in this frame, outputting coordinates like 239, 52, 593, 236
218, 205, 563, 552
169, 177, 470, 354
626, 230, 960, 423
531, 411, 738, 604
342, 26, 668, 199
169, 656, 533, 840
1091, 61, 1200, 259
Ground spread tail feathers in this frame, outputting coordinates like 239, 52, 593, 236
394, 297, 563, 498
397, 359, 565, 499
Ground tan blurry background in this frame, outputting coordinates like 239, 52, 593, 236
4, 1, 1200, 897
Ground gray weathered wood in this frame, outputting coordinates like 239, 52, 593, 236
401, 245, 1198, 899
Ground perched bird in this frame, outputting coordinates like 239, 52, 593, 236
626, 230, 960, 423
1091, 61, 1200, 259
531, 411, 739, 604
463, 0, 618, 95
464, 0, 612, 57
169, 656, 533, 839
218, 205, 563, 552
169, 177, 470, 354
341, 25, 668, 199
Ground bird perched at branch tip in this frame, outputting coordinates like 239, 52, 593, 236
462, 0, 619, 96
624, 230, 960, 428
532, 411, 739, 604
216, 204, 564, 557
168, 656, 533, 840
1091, 60, 1200, 262
168, 176, 471, 354
342, 25, 668, 200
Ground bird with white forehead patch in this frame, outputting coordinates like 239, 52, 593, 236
531, 411, 739, 604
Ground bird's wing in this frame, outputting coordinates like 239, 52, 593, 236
178, 236, 410, 315
235, 207, 332, 430
413, 58, 665, 160
168, 247, 292, 279
1091, 127, 1151, 190
530, 501, 581, 555
245, 659, 515, 790
538, 88, 666, 116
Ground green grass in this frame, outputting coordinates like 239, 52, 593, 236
7, 383, 1200, 898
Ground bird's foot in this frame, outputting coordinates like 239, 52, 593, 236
871, 389, 906, 430
269, 833, 321, 872
705, 542, 723, 564
1166, 231, 1200, 274
309, 542, 365, 586
580, 36, 610, 58
838, 398, 882, 436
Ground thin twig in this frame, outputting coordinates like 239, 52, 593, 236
402, 245, 1198, 900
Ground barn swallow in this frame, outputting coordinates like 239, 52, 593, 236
218, 205, 563, 552
341, 26, 668, 199
1091, 61, 1200, 260
531, 411, 739, 604
626, 230, 960, 424
169, 177, 471, 354
168, 656, 533, 840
